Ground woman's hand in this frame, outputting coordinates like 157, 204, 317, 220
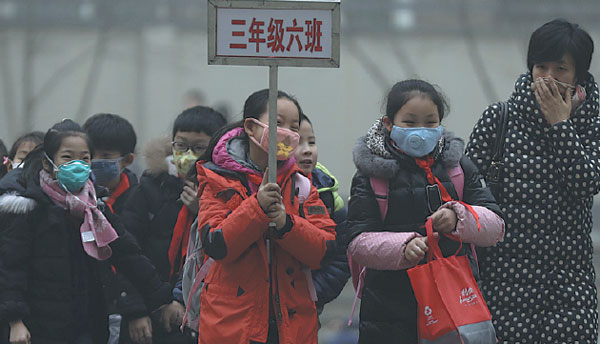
533, 77, 572, 125
129, 316, 153, 344
9, 320, 31, 344
430, 208, 458, 234
405, 237, 428, 265
181, 180, 199, 214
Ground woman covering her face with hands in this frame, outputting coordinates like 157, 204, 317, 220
467, 19, 599, 343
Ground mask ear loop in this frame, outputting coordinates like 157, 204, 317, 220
43, 152, 60, 172
117, 156, 126, 174
246, 118, 270, 152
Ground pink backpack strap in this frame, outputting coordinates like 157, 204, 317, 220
348, 265, 366, 326
294, 172, 311, 204
294, 172, 319, 303
347, 177, 388, 327
180, 257, 214, 332
447, 165, 464, 201
369, 177, 389, 221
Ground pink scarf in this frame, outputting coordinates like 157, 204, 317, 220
39, 170, 119, 260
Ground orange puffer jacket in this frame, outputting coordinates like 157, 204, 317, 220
196, 162, 336, 344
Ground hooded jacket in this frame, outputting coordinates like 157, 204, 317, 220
347, 121, 503, 343
0, 168, 171, 344
466, 72, 600, 343
310, 162, 350, 312
195, 127, 336, 344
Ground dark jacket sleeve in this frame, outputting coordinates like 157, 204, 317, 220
172, 274, 184, 305
114, 176, 161, 319
460, 156, 504, 219
346, 171, 386, 239
0, 213, 32, 323
114, 274, 148, 320
106, 211, 173, 317
312, 207, 350, 311
120, 177, 154, 247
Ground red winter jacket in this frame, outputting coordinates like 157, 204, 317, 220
195, 129, 336, 344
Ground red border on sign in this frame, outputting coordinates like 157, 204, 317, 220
215, 7, 332, 61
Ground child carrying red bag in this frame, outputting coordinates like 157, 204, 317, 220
408, 218, 495, 343
347, 79, 505, 343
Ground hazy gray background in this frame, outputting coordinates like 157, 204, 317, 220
0, 1, 599, 342
1, 0, 599, 198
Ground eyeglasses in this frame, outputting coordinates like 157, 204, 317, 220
172, 141, 208, 155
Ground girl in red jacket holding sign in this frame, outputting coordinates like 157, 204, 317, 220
195, 89, 336, 344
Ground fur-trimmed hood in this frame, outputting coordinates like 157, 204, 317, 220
143, 136, 177, 176
353, 118, 464, 179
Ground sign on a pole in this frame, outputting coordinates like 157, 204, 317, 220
208, 0, 340, 67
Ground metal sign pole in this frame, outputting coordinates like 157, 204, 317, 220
268, 64, 278, 184
266, 64, 278, 266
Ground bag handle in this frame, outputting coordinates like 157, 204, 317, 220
425, 218, 463, 262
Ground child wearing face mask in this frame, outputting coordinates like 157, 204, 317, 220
3, 132, 44, 172
194, 89, 336, 344
117, 106, 226, 344
0, 119, 173, 344
83, 114, 138, 215
294, 114, 350, 316
83, 113, 140, 344
346, 80, 505, 343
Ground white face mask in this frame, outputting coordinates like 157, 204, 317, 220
12, 161, 23, 169
530, 78, 587, 112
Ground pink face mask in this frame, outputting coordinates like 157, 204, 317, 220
248, 118, 300, 161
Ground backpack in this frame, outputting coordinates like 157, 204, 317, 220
180, 172, 315, 332
347, 164, 467, 326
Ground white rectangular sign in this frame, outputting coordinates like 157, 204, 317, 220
208, 0, 340, 67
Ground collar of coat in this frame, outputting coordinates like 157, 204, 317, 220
509, 72, 599, 127
353, 122, 465, 180
200, 158, 305, 197
211, 126, 298, 179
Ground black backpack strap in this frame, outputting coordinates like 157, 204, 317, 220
487, 102, 509, 194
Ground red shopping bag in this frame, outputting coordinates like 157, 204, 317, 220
407, 218, 495, 343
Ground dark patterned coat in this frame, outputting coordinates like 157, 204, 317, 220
466, 72, 600, 343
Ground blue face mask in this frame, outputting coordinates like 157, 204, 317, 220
91, 158, 122, 186
46, 154, 91, 193
390, 126, 444, 158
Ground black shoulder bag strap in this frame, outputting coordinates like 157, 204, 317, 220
486, 102, 509, 197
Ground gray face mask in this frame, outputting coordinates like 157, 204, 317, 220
91, 158, 123, 185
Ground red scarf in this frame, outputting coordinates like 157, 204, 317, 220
168, 205, 196, 280
105, 173, 130, 214
414, 155, 481, 231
